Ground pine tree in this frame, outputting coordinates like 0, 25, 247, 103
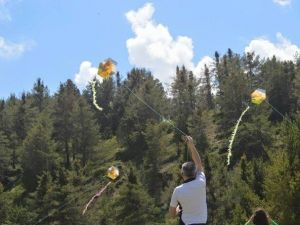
112, 168, 160, 225
33, 171, 86, 225
94, 77, 115, 138
203, 64, 214, 109
0, 131, 10, 187
293, 59, 300, 109
14, 92, 27, 141
264, 116, 300, 225
143, 123, 164, 203
171, 66, 197, 159
243, 52, 261, 89
22, 113, 57, 191
261, 57, 296, 121
118, 69, 167, 162
72, 96, 99, 166
215, 51, 249, 132
31, 78, 49, 112
53, 79, 79, 168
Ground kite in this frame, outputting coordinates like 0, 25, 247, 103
107, 166, 119, 180
251, 88, 266, 105
227, 89, 266, 165
97, 58, 117, 79
82, 166, 119, 215
91, 58, 117, 111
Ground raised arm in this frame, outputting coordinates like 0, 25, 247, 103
184, 136, 204, 172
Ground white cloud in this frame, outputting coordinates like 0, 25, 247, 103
273, 0, 291, 6
0, 36, 34, 59
194, 56, 214, 77
74, 61, 102, 88
126, 3, 212, 84
245, 33, 300, 61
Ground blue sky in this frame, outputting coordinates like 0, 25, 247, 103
0, 0, 299, 98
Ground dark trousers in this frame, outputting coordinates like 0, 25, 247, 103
178, 211, 206, 225
180, 223, 206, 225
179, 223, 206, 225
180, 218, 206, 225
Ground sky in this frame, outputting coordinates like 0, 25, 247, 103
0, 0, 299, 98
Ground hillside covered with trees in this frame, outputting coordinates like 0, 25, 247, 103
0, 49, 299, 225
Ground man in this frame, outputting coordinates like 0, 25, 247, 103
169, 136, 207, 225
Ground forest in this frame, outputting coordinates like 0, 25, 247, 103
0, 49, 299, 225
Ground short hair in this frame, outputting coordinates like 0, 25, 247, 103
253, 208, 269, 225
181, 162, 196, 178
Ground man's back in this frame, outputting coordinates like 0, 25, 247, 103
170, 171, 207, 225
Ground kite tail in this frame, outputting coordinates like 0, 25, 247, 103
227, 106, 250, 165
82, 181, 112, 215
92, 80, 103, 111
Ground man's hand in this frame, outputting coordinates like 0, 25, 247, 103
176, 205, 182, 215
183, 135, 203, 172
185, 136, 194, 146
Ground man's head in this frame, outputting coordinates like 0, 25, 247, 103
253, 208, 269, 225
181, 162, 196, 179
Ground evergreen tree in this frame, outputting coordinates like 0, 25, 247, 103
143, 122, 164, 203
215, 50, 249, 132
243, 52, 261, 89
118, 69, 167, 162
261, 57, 296, 121
171, 66, 197, 159
0, 131, 10, 187
22, 113, 57, 191
94, 77, 115, 138
53, 79, 79, 168
112, 168, 160, 225
72, 96, 99, 166
14, 92, 27, 141
31, 78, 49, 112
203, 64, 214, 109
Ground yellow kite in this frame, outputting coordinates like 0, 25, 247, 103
97, 58, 117, 79
82, 166, 120, 215
107, 166, 119, 180
251, 88, 266, 105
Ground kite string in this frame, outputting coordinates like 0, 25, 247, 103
227, 105, 250, 165
123, 85, 188, 137
265, 100, 292, 124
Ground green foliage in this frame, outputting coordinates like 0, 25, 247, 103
117, 68, 167, 162
72, 96, 99, 166
1, 54, 300, 225
112, 169, 161, 225
53, 79, 80, 168
31, 78, 49, 112
263, 117, 300, 225
21, 112, 57, 192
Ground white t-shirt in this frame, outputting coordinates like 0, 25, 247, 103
170, 171, 207, 224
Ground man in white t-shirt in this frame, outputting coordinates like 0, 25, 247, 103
169, 136, 207, 225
